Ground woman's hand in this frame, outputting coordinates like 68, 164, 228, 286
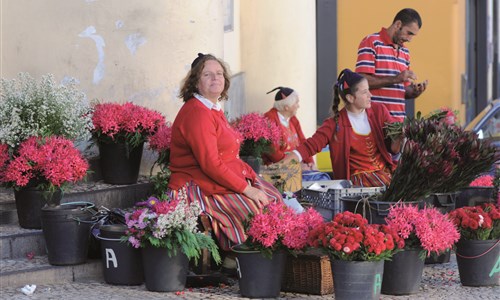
243, 185, 272, 208
301, 162, 317, 171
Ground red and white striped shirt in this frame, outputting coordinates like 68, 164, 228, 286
356, 27, 411, 122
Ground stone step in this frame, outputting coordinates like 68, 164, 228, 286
0, 225, 46, 259
0, 256, 103, 287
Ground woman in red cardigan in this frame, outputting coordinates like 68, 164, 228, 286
168, 53, 282, 260
263, 87, 315, 171
282, 69, 401, 187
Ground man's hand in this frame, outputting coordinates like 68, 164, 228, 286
405, 80, 428, 99
395, 70, 417, 83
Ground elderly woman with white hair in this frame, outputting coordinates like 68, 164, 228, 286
263, 86, 317, 171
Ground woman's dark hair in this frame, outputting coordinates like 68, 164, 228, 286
178, 53, 231, 102
331, 68, 366, 139
393, 8, 422, 28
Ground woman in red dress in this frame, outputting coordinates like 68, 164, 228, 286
282, 69, 401, 187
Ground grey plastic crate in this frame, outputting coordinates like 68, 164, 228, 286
301, 183, 383, 220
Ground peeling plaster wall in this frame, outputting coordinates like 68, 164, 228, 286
1, 0, 224, 120
1, 0, 224, 173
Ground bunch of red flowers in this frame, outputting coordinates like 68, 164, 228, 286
231, 112, 281, 158
307, 211, 402, 261
386, 204, 460, 258
0, 136, 88, 196
148, 122, 173, 198
449, 203, 500, 240
91, 102, 165, 147
244, 201, 323, 258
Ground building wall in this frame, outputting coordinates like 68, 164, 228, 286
337, 0, 467, 122
240, 0, 317, 137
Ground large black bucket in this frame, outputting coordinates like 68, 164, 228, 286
456, 239, 500, 286
14, 188, 62, 229
41, 202, 95, 265
382, 249, 424, 295
331, 259, 384, 300
98, 224, 143, 285
422, 192, 458, 214
456, 187, 495, 209
141, 245, 189, 292
232, 244, 286, 298
99, 141, 144, 185
340, 196, 421, 224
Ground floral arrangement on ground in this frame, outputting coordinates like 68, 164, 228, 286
448, 203, 500, 240
307, 211, 402, 261
231, 112, 281, 158
0, 136, 89, 203
243, 201, 324, 258
91, 102, 166, 148
385, 203, 460, 259
123, 191, 221, 264
148, 122, 173, 198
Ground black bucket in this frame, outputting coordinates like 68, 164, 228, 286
456, 187, 495, 209
232, 245, 286, 298
422, 192, 457, 214
98, 224, 144, 285
382, 249, 424, 295
141, 245, 189, 292
99, 141, 144, 185
425, 249, 451, 264
14, 188, 62, 229
331, 259, 384, 300
340, 196, 421, 224
41, 202, 95, 265
456, 239, 500, 286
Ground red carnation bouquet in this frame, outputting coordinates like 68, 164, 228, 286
243, 201, 324, 258
0, 136, 89, 203
448, 203, 500, 240
91, 102, 166, 148
385, 204, 460, 258
307, 211, 402, 261
231, 112, 281, 158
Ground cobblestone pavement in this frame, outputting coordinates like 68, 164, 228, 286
1, 254, 499, 300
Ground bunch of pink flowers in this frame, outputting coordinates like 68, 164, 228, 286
91, 102, 165, 147
244, 201, 323, 258
0, 136, 88, 191
385, 204, 460, 257
231, 112, 281, 158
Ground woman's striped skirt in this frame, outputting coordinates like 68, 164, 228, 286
169, 176, 282, 251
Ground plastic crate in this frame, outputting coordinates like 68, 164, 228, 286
301, 181, 384, 220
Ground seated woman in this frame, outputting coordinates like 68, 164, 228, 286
168, 53, 283, 258
282, 69, 401, 187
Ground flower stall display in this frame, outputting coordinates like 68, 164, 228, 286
148, 122, 172, 198
233, 202, 323, 298
91, 102, 165, 184
381, 204, 460, 295
231, 112, 281, 173
307, 211, 401, 300
383, 113, 497, 203
449, 203, 500, 286
123, 193, 221, 292
0, 136, 89, 228
0, 73, 92, 148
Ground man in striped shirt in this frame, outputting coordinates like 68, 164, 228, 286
355, 8, 428, 122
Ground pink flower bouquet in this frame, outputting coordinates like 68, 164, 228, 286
243, 201, 323, 258
123, 192, 221, 264
148, 122, 173, 198
0, 136, 89, 202
231, 112, 281, 158
91, 102, 165, 148
385, 204, 460, 258
307, 211, 402, 261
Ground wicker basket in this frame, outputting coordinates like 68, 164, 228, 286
281, 250, 334, 295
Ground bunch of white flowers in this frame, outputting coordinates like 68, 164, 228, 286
153, 200, 201, 239
0, 73, 92, 148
